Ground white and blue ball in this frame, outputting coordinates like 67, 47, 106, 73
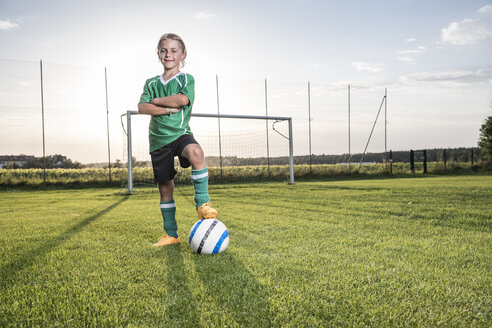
189, 219, 229, 254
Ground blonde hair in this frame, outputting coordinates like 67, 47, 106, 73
157, 33, 187, 67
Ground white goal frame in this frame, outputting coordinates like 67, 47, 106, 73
124, 110, 294, 192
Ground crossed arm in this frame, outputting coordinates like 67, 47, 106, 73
138, 94, 189, 116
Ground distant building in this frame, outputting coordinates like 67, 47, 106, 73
0, 155, 36, 169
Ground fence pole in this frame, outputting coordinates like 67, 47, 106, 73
357, 93, 386, 171
443, 149, 447, 168
348, 84, 351, 170
216, 74, 223, 177
105, 67, 112, 182
265, 78, 270, 178
40, 59, 46, 184
384, 88, 388, 173
423, 149, 427, 174
410, 150, 415, 174
389, 150, 393, 175
308, 81, 312, 172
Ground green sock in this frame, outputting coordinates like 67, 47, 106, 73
191, 168, 210, 209
160, 200, 178, 237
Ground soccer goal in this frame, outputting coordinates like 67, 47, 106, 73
121, 110, 294, 192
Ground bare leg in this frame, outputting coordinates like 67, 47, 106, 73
158, 179, 174, 202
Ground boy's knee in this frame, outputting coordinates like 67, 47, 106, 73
187, 144, 204, 163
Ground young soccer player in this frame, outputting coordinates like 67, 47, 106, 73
138, 33, 217, 247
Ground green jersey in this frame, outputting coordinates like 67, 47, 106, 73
139, 72, 195, 152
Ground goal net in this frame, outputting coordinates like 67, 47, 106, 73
121, 111, 294, 192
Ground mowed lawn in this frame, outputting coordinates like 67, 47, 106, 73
0, 175, 491, 327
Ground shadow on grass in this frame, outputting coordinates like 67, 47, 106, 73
162, 245, 202, 327
173, 186, 274, 325
192, 252, 275, 327
0, 196, 129, 290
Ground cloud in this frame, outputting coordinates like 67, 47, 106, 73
194, 11, 214, 20
351, 62, 383, 73
0, 20, 19, 31
441, 18, 492, 44
441, 6, 492, 45
400, 69, 492, 85
331, 77, 388, 91
396, 46, 426, 64
397, 46, 426, 55
479, 5, 492, 13
405, 38, 416, 42
398, 56, 416, 64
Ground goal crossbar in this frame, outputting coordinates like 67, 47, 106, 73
124, 110, 295, 192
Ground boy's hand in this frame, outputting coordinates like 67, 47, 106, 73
168, 108, 180, 114
149, 98, 181, 115
150, 107, 180, 116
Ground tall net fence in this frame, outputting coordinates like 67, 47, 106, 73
1, 59, 110, 164
0, 58, 484, 186
1, 58, 391, 165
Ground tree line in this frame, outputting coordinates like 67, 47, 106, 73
203, 147, 482, 167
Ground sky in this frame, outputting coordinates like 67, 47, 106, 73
0, 0, 491, 163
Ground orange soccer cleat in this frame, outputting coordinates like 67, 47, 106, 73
196, 202, 218, 220
153, 234, 181, 247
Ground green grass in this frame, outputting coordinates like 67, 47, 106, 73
1, 176, 491, 327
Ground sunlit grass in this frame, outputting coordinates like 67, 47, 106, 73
0, 176, 491, 326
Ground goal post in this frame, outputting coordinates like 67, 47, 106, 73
123, 110, 294, 192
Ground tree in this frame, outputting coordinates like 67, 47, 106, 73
478, 116, 492, 161
25, 154, 82, 169
112, 159, 123, 168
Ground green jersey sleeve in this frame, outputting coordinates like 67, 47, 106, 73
138, 77, 158, 104
179, 74, 195, 109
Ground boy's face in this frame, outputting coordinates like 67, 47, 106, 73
158, 39, 186, 72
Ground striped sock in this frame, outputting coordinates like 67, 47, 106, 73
191, 168, 210, 209
160, 200, 178, 237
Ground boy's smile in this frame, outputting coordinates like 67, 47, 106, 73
158, 39, 186, 74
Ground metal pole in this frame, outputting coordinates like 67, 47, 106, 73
216, 74, 223, 177
265, 78, 270, 178
423, 149, 427, 174
348, 84, 351, 169
384, 88, 388, 172
288, 118, 295, 185
389, 150, 393, 175
105, 67, 112, 182
127, 111, 133, 193
357, 93, 386, 171
308, 81, 312, 172
410, 150, 415, 174
40, 59, 46, 184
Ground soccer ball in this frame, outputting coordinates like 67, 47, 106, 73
188, 219, 229, 254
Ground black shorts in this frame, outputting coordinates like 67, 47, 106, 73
150, 134, 199, 183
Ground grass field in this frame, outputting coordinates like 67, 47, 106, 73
1, 175, 491, 327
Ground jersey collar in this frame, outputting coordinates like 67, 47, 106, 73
160, 71, 183, 86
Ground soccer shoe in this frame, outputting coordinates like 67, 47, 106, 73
197, 202, 218, 220
153, 234, 180, 247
